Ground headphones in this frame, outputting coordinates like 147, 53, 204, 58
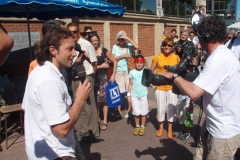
191, 11, 210, 45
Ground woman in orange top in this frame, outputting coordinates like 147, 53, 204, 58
150, 37, 180, 138
28, 41, 40, 75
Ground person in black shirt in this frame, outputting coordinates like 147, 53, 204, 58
88, 33, 117, 130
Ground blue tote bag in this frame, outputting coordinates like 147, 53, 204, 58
106, 82, 122, 108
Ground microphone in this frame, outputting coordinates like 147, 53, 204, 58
74, 42, 91, 64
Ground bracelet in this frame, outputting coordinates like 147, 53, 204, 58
127, 92, 131, 96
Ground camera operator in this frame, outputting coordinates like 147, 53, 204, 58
161, 15, 240, 160
150, 37, 180, 139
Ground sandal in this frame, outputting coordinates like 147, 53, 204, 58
156, 130, 164, 137
101, 124, 108, 130
167, 132, 174, 139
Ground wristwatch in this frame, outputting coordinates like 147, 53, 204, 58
172, 73, 179, 80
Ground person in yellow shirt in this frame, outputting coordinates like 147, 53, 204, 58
161, 30, 168, 41
150, 37, 180, 139
28, 41, 40, 75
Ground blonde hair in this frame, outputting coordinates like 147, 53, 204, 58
116, 30, 127, 41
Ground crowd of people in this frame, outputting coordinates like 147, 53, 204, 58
1, 11, 240, 159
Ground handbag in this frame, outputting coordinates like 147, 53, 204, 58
106, 81, 122, 108
106, 63, 113, 80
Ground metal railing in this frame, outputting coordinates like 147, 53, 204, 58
102, 0, 196, 19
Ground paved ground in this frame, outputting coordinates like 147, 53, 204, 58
1, 88, 240, 160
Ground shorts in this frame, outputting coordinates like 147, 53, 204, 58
131, 95, 148, 116
115, 71, 129, 93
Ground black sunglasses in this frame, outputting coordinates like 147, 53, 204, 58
163, 44, 173, 47
89, 32, 97, 37
70, 30, 78, 34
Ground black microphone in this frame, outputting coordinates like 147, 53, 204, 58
74, 42, 91, 64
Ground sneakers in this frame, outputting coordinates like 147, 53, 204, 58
133, 127, 140, 135
124, 111, 131, 118
177, 131, 190, 140
133, 127, 145, 136
177, 130, 184, 139
139, 128, 145, 136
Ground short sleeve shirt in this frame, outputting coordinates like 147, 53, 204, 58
193, 45, 240, 138
129, 69, 148, 97
112, 43, 132, 72
77, 38, 97, 75
22, 61, 75, 159
152, 53, 180, 90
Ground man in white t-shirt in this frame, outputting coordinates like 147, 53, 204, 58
22, 27, 91, 159
161, 16, 240, 160
67, 22, 99, 142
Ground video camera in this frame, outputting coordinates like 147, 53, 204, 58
141, 51, 199, 95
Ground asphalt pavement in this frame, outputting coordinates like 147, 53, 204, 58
1, 88, 240, 160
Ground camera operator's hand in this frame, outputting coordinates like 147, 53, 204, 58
160, 72, 175, 80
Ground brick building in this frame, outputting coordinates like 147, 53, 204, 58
0, 0, 207, 104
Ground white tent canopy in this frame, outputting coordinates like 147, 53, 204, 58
227, 22, 240, 28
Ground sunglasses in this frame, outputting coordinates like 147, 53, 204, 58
118, 38, 125, 41
70, 30, 78, 34
89, 32, 97, 37
163, 44, 173, 47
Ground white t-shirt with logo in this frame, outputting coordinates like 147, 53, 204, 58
193, 45, 240, 138
22, 61, 75, 159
